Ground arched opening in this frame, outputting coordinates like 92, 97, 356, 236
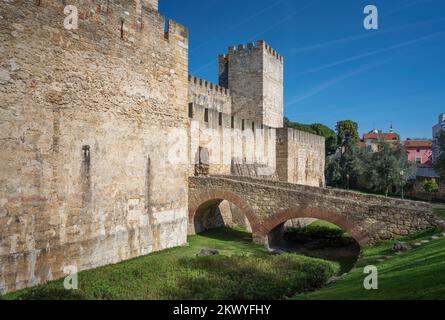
192, 199, 252, 235
260, 209, 366, 273
189, 190, 259, 244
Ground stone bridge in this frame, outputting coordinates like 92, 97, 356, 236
188, 176, 438, 245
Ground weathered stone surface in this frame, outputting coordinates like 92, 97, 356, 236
0, 0, 189, 294
197, 248, 219, 257
276, 128, 325, 187
393, 241, 411, 252
327, 276, 338, 285
189, 176, 436, 245
218, 41, 283, 128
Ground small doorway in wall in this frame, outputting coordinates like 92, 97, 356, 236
195, 147, 210, 176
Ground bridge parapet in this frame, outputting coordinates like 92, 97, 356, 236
189, 176, 437, 245
210, 175, 433, 211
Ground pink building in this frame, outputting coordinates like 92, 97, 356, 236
403, 140, 433, 166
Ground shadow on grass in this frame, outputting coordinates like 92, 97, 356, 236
7, 286, 87, 300
197, 227, 252, 243
159, 254, 338, 300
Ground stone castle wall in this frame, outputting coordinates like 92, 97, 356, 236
0, 0, 189, 294
188, 90, 277, 176
262, 43, 284, 129
1, 0, 327, 295
276, 128, 326, 187
188, 75, 231, 115
218, 41, 284, 128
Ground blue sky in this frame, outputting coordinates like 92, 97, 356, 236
160, 0, 445, 139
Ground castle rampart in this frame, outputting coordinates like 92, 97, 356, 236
188, 75, 231, 114
0, 0, 189, 294
219, 40, 284, 128
1, 0, 326, 295
276, 128, 326, 187
188, 103, 276, 176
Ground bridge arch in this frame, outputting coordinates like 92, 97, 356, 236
188, 189, 260, 235
258, 207, 371, 246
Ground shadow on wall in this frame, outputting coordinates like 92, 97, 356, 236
194, 200, 252, 234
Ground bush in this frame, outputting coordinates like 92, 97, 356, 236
161, 254, 338, 300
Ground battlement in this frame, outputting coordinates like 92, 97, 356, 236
21, 0, 188, 49
189, 103, 273, 135
146, 0, 159, 11
189, 75, 230, 96
223, 40, 283, 63
277, 128, 325, 146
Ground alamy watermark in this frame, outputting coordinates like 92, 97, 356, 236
63, 265, 78, 290
61, 3, 379, 31
363, 265, 378, 290
364, 5, 379, 30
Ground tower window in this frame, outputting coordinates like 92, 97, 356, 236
218, 112, 222, 126
242, 120, 245, 131
231, 116, 234, 129
188, 103, 193, 118
204, 109, 209, 123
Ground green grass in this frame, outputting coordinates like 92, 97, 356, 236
309, 220, 343, 230
4, 214, 445, 300
434, 208, 445, 220
3, 228, 338, 300
295, 228, 445, 300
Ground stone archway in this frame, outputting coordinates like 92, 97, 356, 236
256, 207, 371, 246
188, 189, 260, 235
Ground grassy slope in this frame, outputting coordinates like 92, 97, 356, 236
435, 208, 445, 219
3, 228, 338, 300
296, 210, 445, 300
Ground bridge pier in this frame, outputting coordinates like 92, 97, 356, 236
253, 223, 286, 251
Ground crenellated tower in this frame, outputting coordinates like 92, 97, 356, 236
219, 40, 284, 128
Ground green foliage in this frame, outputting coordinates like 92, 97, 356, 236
363, 142, 416, 197
424, 178, 439, 194
285, 225, 346, 242
326, 140, 367, 188
284, 117, 338, 155
297, 226, 445, 300
326, 138, 416, 197
434, 131, 445, 179
4, 228, 338, 300
435, 208, 445, 219
336, 120, 359, 145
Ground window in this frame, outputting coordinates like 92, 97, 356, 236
252, 122, 255, 132
415, 157, 422, 164
188, 103, 193, 118
218, 112, 222, 126
231, 116, 234, 129
204, 108, 209, 122
242, 120, 245, 131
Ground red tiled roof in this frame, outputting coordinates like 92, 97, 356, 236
363, 133, 400, 141
403, 140, 432, 148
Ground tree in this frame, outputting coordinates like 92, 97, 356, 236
336, 120, 359, 147
310, 123, 338, 156
326, 140, 367, 189
364, 142, 416, 197
434, 131, 445, 179
423, 178, 439, 202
